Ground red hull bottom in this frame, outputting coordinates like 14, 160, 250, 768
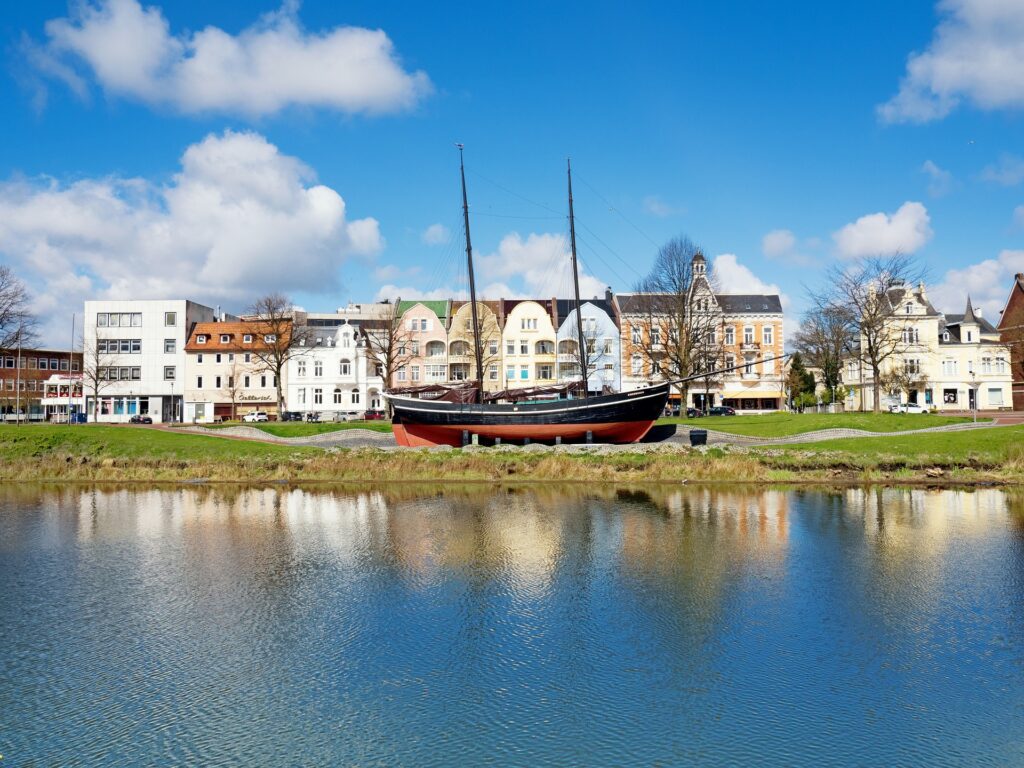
393, 420, 657, 447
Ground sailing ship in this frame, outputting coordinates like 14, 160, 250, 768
386, 148, 671, 447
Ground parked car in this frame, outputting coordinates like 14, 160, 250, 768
686, 407, 705, 418
363, 410, 386, 421
242, 411, 269, 423
128, 415, 153, 424
280, 411, 303, 422
708, 406, 736, 416
897, 403, 929, 414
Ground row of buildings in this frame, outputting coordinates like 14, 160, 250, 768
3, 261, 1023, 422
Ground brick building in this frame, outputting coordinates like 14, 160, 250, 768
997, 272, 1024, 410
0, 347, 82, 420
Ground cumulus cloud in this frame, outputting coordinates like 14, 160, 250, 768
921, 159, 954, 197
28, 0, 431, 117
713, 252, 795, 340
878, 0, 1024, 123
0, 130, 382, 345
928, 249, 1024, 319
980, 154, 1024, 186
642, 195, 685, 218
761, 229, 796, 259
421, 223, 450, 245
832, 201, 933, 259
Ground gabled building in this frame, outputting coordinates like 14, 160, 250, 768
500, 299, 558, 386
394, 300, 450, 387
997, 272, 1024, 409
555, 295, 620, 394
448, 300, 503, 390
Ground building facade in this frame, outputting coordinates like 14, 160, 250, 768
285, 305, 388, 417
0, 347, 82, 421
997, 272, 1024, 410
841, 286, 1012, 411
501, 299, 558, 387
39, 374, 85, 422
556, 298, 621, 394
447, 301, 503, 390
83, 299, 220, 423
394, 300, 450, 387
184, 320, 283, 422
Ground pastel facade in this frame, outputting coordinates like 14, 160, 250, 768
395, 300, 450, 386
841, 285, 1012, 411
448, 301, 503, 390
501, 300, 558, 386
556, 298, 620, 394
714, 295, 785, 411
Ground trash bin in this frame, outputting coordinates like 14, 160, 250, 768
689, 429, 707, 447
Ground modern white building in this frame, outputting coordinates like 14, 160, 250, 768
39, 374, 85, 422
83, 299, 221, 423
285, 304, 389, 418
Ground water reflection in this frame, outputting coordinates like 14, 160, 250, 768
1, 484, 1022, 766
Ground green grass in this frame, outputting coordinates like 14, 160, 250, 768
201, 420, 393, 436
0, 424, 310, 461
658, 411, 982, 437
774, 424, 1024, 460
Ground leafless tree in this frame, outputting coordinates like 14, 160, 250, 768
363, 304, 414, 416
0, 266, 39, 351
559, 324, 613, 392
879, 363, 929, 406
793, 302, 856, 393
223, 357, 244, 421
815, 254, 924, 412
246, 293, 312, 414
630, 236, 722, 406
80, 331, 115, 422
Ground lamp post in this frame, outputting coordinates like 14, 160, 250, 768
170, 380, 175, 424
968, 369, 978, 424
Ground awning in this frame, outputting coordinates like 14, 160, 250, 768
721, 391, 783, 399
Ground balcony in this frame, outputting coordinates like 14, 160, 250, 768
740, 342, 760, 353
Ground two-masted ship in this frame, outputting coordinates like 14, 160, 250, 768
386, 149, 670, 447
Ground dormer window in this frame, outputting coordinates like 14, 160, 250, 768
943, 331, 950, 342
243, 334, 252, 344
219, 334, 230, 343
197, 335, 207, 344
905, 302, 912, 314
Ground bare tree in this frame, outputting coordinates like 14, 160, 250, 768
246, 293, 312, 414
879, 363, 930, 407
80, 331, 115, 422
223, 357, 244, 421
793, 303, 856, 394
363, 304, 414, 416
559, 325, 612, 392
816, 254, 923, 412
631, 237, 722, 407
0, 266, 39, 351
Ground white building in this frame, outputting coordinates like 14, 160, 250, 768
39, 374, 85, 422
285, 304, 389, 418
83, 299, 221, 423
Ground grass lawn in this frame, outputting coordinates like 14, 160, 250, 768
761, 424, 1024, 468
0, 424, 311, 461
200, 421, 393, 436
658, 411, 982, 437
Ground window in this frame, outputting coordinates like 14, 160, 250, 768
165, 312, 177, 326
164, 339, 176, 354
942, 359, 958, 376
507, 340, 515, 355
411, 341, 420, 356
197, 376, 203, 388
942, 331, 950, 342
72, 361, 79, 372
631, 325, 641, 344
314, 359, 323, 377
264, 334, 277, 343
521, 318, 537, 330
261, 375, 267, 388
996, 357, 1008, 374
421, 318, 430, 331
427, 364, 446, 381
537, 364, 553, 380
197, 353, 203, 364
489, 364, 498, 380
340, 359, 351, 376
244, 375, 250, 388
943, 388, 958, 404
520, 366, 529, 380
220, 334, 230, 344
215, 376, 222, 388
397, 366, 407, 382
603, 339, 613, 354
164, 366, 176, 380
351, 389, 360, 405
60, 359, 69, 371
967, 331, 973, 342
488, 339, 498, 355
298, 388, 306, 405
520, 340, 528, 355
297, 360, 306, 377
982, 357, 992, 374
197, 335, 207, 344
725, 326, 735, 345
652, 359, 661, 375
631, 355, 642, 376
313, 388, 323, 405
411, 365, 420, 382
905, 302, 913, 314
763, 356, 775, 375
906, 358, 921, 374
28, 358, 37, 369
97, 313, 108, 327
215, 354, 222, 364
506, 365, 515, 380
744, 358, 754, 375
989, 388, 1004, 407
536, 340, 554, 355
243, 334, 252, 344
902, 327, 919, 344
651, 327, 661, 346
743, 326, 754, 345
333, 388, 343, 404
244, 353, 250, 363
763, 327, 773, 346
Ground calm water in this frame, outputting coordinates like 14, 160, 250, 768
2, 484, 1023, 767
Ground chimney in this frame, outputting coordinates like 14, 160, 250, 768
917, 282, 926, 302
976, 306, 983, 318
605, 287, 613, 305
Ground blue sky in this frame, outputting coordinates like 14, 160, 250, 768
2, 0, 1023, 345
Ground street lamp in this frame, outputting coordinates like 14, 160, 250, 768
968, 368, 978, 423
170, 380, 175, 424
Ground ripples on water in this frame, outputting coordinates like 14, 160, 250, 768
1, 484, 1023, 766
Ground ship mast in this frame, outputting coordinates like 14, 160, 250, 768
458, 145, 485, 396
567, 159, 589, 400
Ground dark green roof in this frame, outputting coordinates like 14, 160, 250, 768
397, 299, 449, 321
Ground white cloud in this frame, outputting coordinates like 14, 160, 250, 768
421, 223, 450, 245
832, 201, 933, 259
921, 159, 954, 197
642, 195, 685, 218
712, 252, 795, 340
0, 130, 382, 345
29, 0, 431, 117
980, 154, 1024, 186
878, 0, 1024, 123
761, 229, 796, 259
929, 249, 1024, 319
